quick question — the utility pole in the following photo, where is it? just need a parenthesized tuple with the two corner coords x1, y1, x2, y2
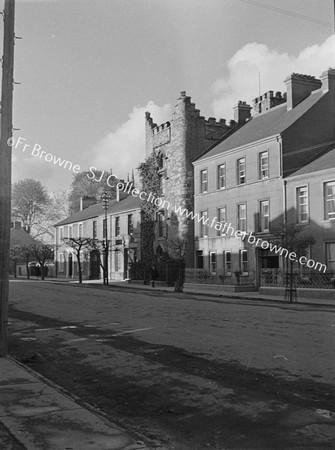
(0, 0, 15, 356)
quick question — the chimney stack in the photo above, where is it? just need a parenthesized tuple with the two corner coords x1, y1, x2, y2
(320, 68, 335, 93)
(284, 73, 321, 111)
(80, 196, 97, 211)
(233, 101, 252, 124)
(116, 180, 129, 202)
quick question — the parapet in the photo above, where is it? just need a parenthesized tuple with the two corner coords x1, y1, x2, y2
(253, 90, 287, 115)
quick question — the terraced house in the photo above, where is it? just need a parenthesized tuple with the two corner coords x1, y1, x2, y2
(193, 69, 335, 292)
(54, 193, 141, 281)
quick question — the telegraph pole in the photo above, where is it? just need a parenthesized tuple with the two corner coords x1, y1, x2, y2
(0, 0, 15, 356)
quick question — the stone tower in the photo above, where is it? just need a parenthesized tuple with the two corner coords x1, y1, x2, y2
(145, 91, 237, 268)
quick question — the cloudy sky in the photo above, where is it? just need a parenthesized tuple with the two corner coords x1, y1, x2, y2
(9, 0, 335, 192)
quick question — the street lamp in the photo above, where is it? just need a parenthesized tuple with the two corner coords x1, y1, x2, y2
(101, 191, 111, 285)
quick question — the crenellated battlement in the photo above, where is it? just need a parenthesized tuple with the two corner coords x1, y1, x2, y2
(253, 90, 287, 115)
(152, 121, 171, 135)
(145, 112, 171, 149)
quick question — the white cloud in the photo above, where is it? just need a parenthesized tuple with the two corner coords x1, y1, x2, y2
(90, 101, 172, 180)
(211, 35, 335, 120)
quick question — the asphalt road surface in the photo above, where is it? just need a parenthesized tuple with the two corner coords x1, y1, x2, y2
(8, 280, 335, 449)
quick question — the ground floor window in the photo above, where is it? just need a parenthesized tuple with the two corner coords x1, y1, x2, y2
(240, 249, 248, 273)
(115, 251, 121, 272)
(259, 249, 279, 269)
(326, 242, 335, 271)
(196, 250, 204, 269)
(224, 251, 232, 275)
(210, 252, 216, 274)
(59, 253, 65, 272)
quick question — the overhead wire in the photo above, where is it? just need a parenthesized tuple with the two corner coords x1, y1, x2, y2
(240, 0, 333, 28)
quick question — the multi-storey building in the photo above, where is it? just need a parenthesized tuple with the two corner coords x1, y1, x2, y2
(193, 69, 335, 287)
(55, 193, 141, 281)
(145, 91, 240, 268)
(285, 148, 335, 273)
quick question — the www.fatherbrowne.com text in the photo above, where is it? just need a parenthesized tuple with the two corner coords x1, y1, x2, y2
(114, 179, 327, 273)
(9, 137, 326, 273)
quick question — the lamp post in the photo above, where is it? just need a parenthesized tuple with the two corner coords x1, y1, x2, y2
(101, 191, 111, 285)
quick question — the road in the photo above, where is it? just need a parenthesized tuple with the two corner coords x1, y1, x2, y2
(8, 280, 335, 449)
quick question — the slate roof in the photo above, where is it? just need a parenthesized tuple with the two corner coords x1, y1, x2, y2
(289, 148, 335, 177)
(195, 89, 325, 162)
(55, 195, 142, 227)
(10, 227, 40, 247)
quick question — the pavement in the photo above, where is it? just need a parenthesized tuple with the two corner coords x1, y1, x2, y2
(0, 357, 167, 450)
(11, 276, 335, 306)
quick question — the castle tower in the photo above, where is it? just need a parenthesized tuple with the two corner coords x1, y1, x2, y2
(145, 92, 235, 268)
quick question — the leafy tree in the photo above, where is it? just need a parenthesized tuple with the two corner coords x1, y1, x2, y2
(166, 213, 187, 292)
(31, 244, 54, 280)
(12, 179, 50, 235)
(32, 191, 70, 243)
(68, 170, 117, 214)
(62, 237, 92, 283)
(138, 153, 161, 281)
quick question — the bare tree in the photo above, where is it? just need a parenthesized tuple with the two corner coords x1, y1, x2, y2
(86, 238, 121, 284)
(31, 244, 54, 280)
(63, 237, 93, 283)
(167, 235, 187, 292)
(10, 244, 33, 279)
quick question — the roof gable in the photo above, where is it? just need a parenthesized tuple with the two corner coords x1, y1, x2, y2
(195, 90, 324, 162)
(55, 195, 141, 227)
(288, 147, 335, 177)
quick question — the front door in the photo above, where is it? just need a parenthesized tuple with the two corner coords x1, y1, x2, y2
(68, 254, 73, 277)
(90, 251, 100, 279)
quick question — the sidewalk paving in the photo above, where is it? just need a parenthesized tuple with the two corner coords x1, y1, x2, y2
(81, 279, 335, 307)
(10, 276, 335, 307)
(0, 357, 166, 450)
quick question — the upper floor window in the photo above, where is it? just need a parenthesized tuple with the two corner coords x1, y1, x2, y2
(217, 207, 227, 236)
(93, 221, 97, 239)
(115, 216, 120, 236)
(157, 211, 165, 238)
(260, 200, 269, 232)
(237, 203, 247, 232)
(59, 227, 64, 240)
(324, 181, 335, 220)
(158, 153, 164, 170)
(259, 151, 269, 179)
(200, 169, 208, 193)
(128, 214, 133, 235)
(297, 186, 309, 223)
(78, 223, 83, 238)
(68, 225, 73, 238)
(217, 164, 226, 189)
(199, 210, 208, 238)
(237, 158, 246, 185)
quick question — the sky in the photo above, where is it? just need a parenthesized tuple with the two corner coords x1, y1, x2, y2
(7, 0, 335, 192)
